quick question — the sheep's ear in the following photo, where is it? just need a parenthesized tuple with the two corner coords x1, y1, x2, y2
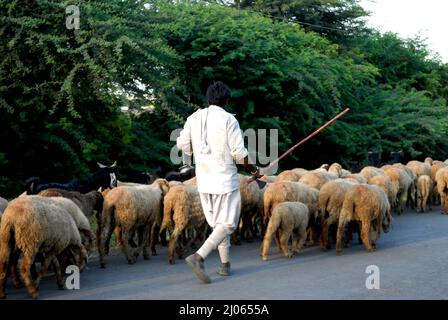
(97, 162, 106, 168)
(110, 161, 117, 168)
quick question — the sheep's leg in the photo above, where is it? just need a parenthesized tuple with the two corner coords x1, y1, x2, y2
(19, 252, 39, 299)
(35, 254, 55, 289)
(117, 226, 137, 264)
(292, 224, 307, 254)
(260, 228, 274, 261)
(167, 227, 183, 265)
(369, 221, 379, 250)
(52, 258, 65, 290)
(98, 216, 115, 268)
(141, 224, 152, 260)
(280, 229, 293, 258)
(250, 213, 260, 239)
(0, 243, 12, 299)
(149, 222, 160, 256)
(321, 215, 338, 250)
(336, 219, 347, 255)
(360, 219, 374, 252)
(423, 192, 429, 212)
(9, 250, 22, 288)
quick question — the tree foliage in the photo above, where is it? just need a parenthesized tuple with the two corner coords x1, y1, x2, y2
(1, 0, 447, 198)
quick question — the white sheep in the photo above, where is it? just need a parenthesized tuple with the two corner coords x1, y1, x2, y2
(260, 202, 309, 261)
(98, 179, 169, 267)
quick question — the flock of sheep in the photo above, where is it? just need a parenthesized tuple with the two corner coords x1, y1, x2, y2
(1, 157, 448, 299)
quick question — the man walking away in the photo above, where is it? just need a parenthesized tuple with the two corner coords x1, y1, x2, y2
(177, 81, 262, 283)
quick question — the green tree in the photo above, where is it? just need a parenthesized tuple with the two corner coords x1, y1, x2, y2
(0, 0, 179, 197)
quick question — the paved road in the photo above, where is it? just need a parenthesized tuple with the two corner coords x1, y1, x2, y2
(5, 207, 448, 300)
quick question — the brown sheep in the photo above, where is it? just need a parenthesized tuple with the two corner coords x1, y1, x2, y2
(328, 163, 345, 177)
(424, 157, 433, 166)
(317, 179, 358, 250)
(298, 171, 336, 190)
(160, 183, 207, 264)
(260, 202, 309, 261)
(0, 196, 87, 299)
(263, 181, 319, 245)
(416, 175, 433, 213)
(98, 179, 169, 268)
(264, 182, 319, 223)
(407, 160, 431, 178)
(392, 163, 417, 208)
(336, 184, 392, 255)
(368, 174, 398, 208)
(383, 167, 412, 215)
(435, 167, 448, 214)
(359, 166, 384, 181)
(430, 161, 447, 205)
(277, 170, 302, 182)
(38, 188, 103, 218)
(342, 174, 368, 184)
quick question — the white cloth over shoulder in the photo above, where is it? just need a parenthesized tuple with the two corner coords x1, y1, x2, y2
(177, 105, 248, 194)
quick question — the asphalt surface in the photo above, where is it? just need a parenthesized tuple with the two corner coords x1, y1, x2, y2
(4, 206, 448, 300)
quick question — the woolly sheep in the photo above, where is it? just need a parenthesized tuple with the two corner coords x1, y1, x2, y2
(342, 174, 368, 184)
(416, 175, 433, 213)
(336, 184, 392, 255)
(0, 196, 87, 299)
(161, 183, 207, 264)
(429, 161, 447, 205)
(260, 202, 309, 261)
(263, 181, 319, 245)
(38, 188, 103, 218)
(98, 179, 169, 267)
(264, 181, 319, 222)
(359, 166, 384, 181)
(277, 170, 302, 182)
(298, 171, 336, 190)
(317, 179, 358, 250)
(407, 160, 431, 178)
(424, 157, 433, 166)
(435, 167, 448, 214)
(392, 163, 417, 208)
(368, 174, 398, 208)
(383, 167, 412, 215)
(44, 196, 94, 253)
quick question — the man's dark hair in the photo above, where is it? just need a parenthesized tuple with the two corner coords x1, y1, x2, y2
(206, 81, 231, 107)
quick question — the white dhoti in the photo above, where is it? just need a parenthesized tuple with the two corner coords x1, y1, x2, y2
(197, 188, 241, 263)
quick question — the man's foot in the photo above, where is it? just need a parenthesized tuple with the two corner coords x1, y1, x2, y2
(185, 254, 211, 284)
(217, 262, 231, 276)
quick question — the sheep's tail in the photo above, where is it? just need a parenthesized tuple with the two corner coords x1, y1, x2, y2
(0, 217, 15, 276)
(160, 197, 174, 234)
(340, 196, 355, 223)
(25, 177, 40, 195)
(97, 200, 115, 268)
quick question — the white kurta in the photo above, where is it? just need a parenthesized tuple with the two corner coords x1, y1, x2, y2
(177, 105, 248, 195)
